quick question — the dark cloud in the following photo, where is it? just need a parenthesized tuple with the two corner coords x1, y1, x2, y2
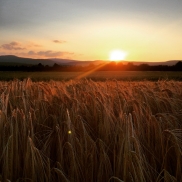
(1, 42, 26, 50)
(53, 40, 67, 44)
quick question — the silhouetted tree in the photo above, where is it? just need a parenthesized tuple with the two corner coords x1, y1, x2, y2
(174, 61, 182, 71)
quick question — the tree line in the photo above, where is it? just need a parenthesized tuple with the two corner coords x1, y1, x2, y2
(0, 61, 182, 72)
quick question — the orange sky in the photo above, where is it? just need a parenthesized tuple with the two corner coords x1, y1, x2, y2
(0, 0, 182, 62)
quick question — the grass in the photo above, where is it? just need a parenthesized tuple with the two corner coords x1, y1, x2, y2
(0, 78, 182, 181)
(0, 71, 182, 81)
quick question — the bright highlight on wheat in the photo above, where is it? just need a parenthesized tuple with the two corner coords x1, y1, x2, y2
(68, 130, 72, 134)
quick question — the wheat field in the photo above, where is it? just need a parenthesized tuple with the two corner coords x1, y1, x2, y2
(0, 79, 182, 182)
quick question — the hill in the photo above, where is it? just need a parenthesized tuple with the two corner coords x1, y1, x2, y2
(0, 55, 181, 67)
(0, 55, 55, 66)
(0, 55, 108, 66)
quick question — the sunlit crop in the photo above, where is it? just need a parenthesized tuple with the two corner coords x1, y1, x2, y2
(0, 79, 182, 181)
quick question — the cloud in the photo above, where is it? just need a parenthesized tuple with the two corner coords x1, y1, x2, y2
(0, 52, 7, 56)
(27, 50, 74, 58)
(27, 42, 42, 48)
(53, 40, 67, 44)
(1, 41, 26, 50)
(0, 41, 75, 59)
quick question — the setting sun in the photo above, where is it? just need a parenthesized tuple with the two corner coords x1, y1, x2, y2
(109, 50, 127, 61)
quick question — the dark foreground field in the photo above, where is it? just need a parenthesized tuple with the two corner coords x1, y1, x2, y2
(0, 71, 182, 81)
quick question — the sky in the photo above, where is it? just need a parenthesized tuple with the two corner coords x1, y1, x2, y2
(0, 0, 182, 62)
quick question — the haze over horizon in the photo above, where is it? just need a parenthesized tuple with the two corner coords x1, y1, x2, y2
(0, 0, 182, 62)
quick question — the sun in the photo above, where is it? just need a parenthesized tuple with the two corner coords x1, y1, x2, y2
(109, 50, 127, 61)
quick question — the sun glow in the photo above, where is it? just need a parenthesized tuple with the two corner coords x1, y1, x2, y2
(109, 50, 127, 61)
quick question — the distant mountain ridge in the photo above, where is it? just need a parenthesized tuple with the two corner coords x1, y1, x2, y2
(121, 60, 180, 66)
(0, 55, 55, 66)
(0, 55, 180, 66)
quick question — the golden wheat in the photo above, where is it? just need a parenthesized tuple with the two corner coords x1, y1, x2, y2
(0, 79, 181, 181)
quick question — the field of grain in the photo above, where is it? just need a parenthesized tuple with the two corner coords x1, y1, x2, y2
(0, 71, 182, 81)
(0, 79, 182, 181)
